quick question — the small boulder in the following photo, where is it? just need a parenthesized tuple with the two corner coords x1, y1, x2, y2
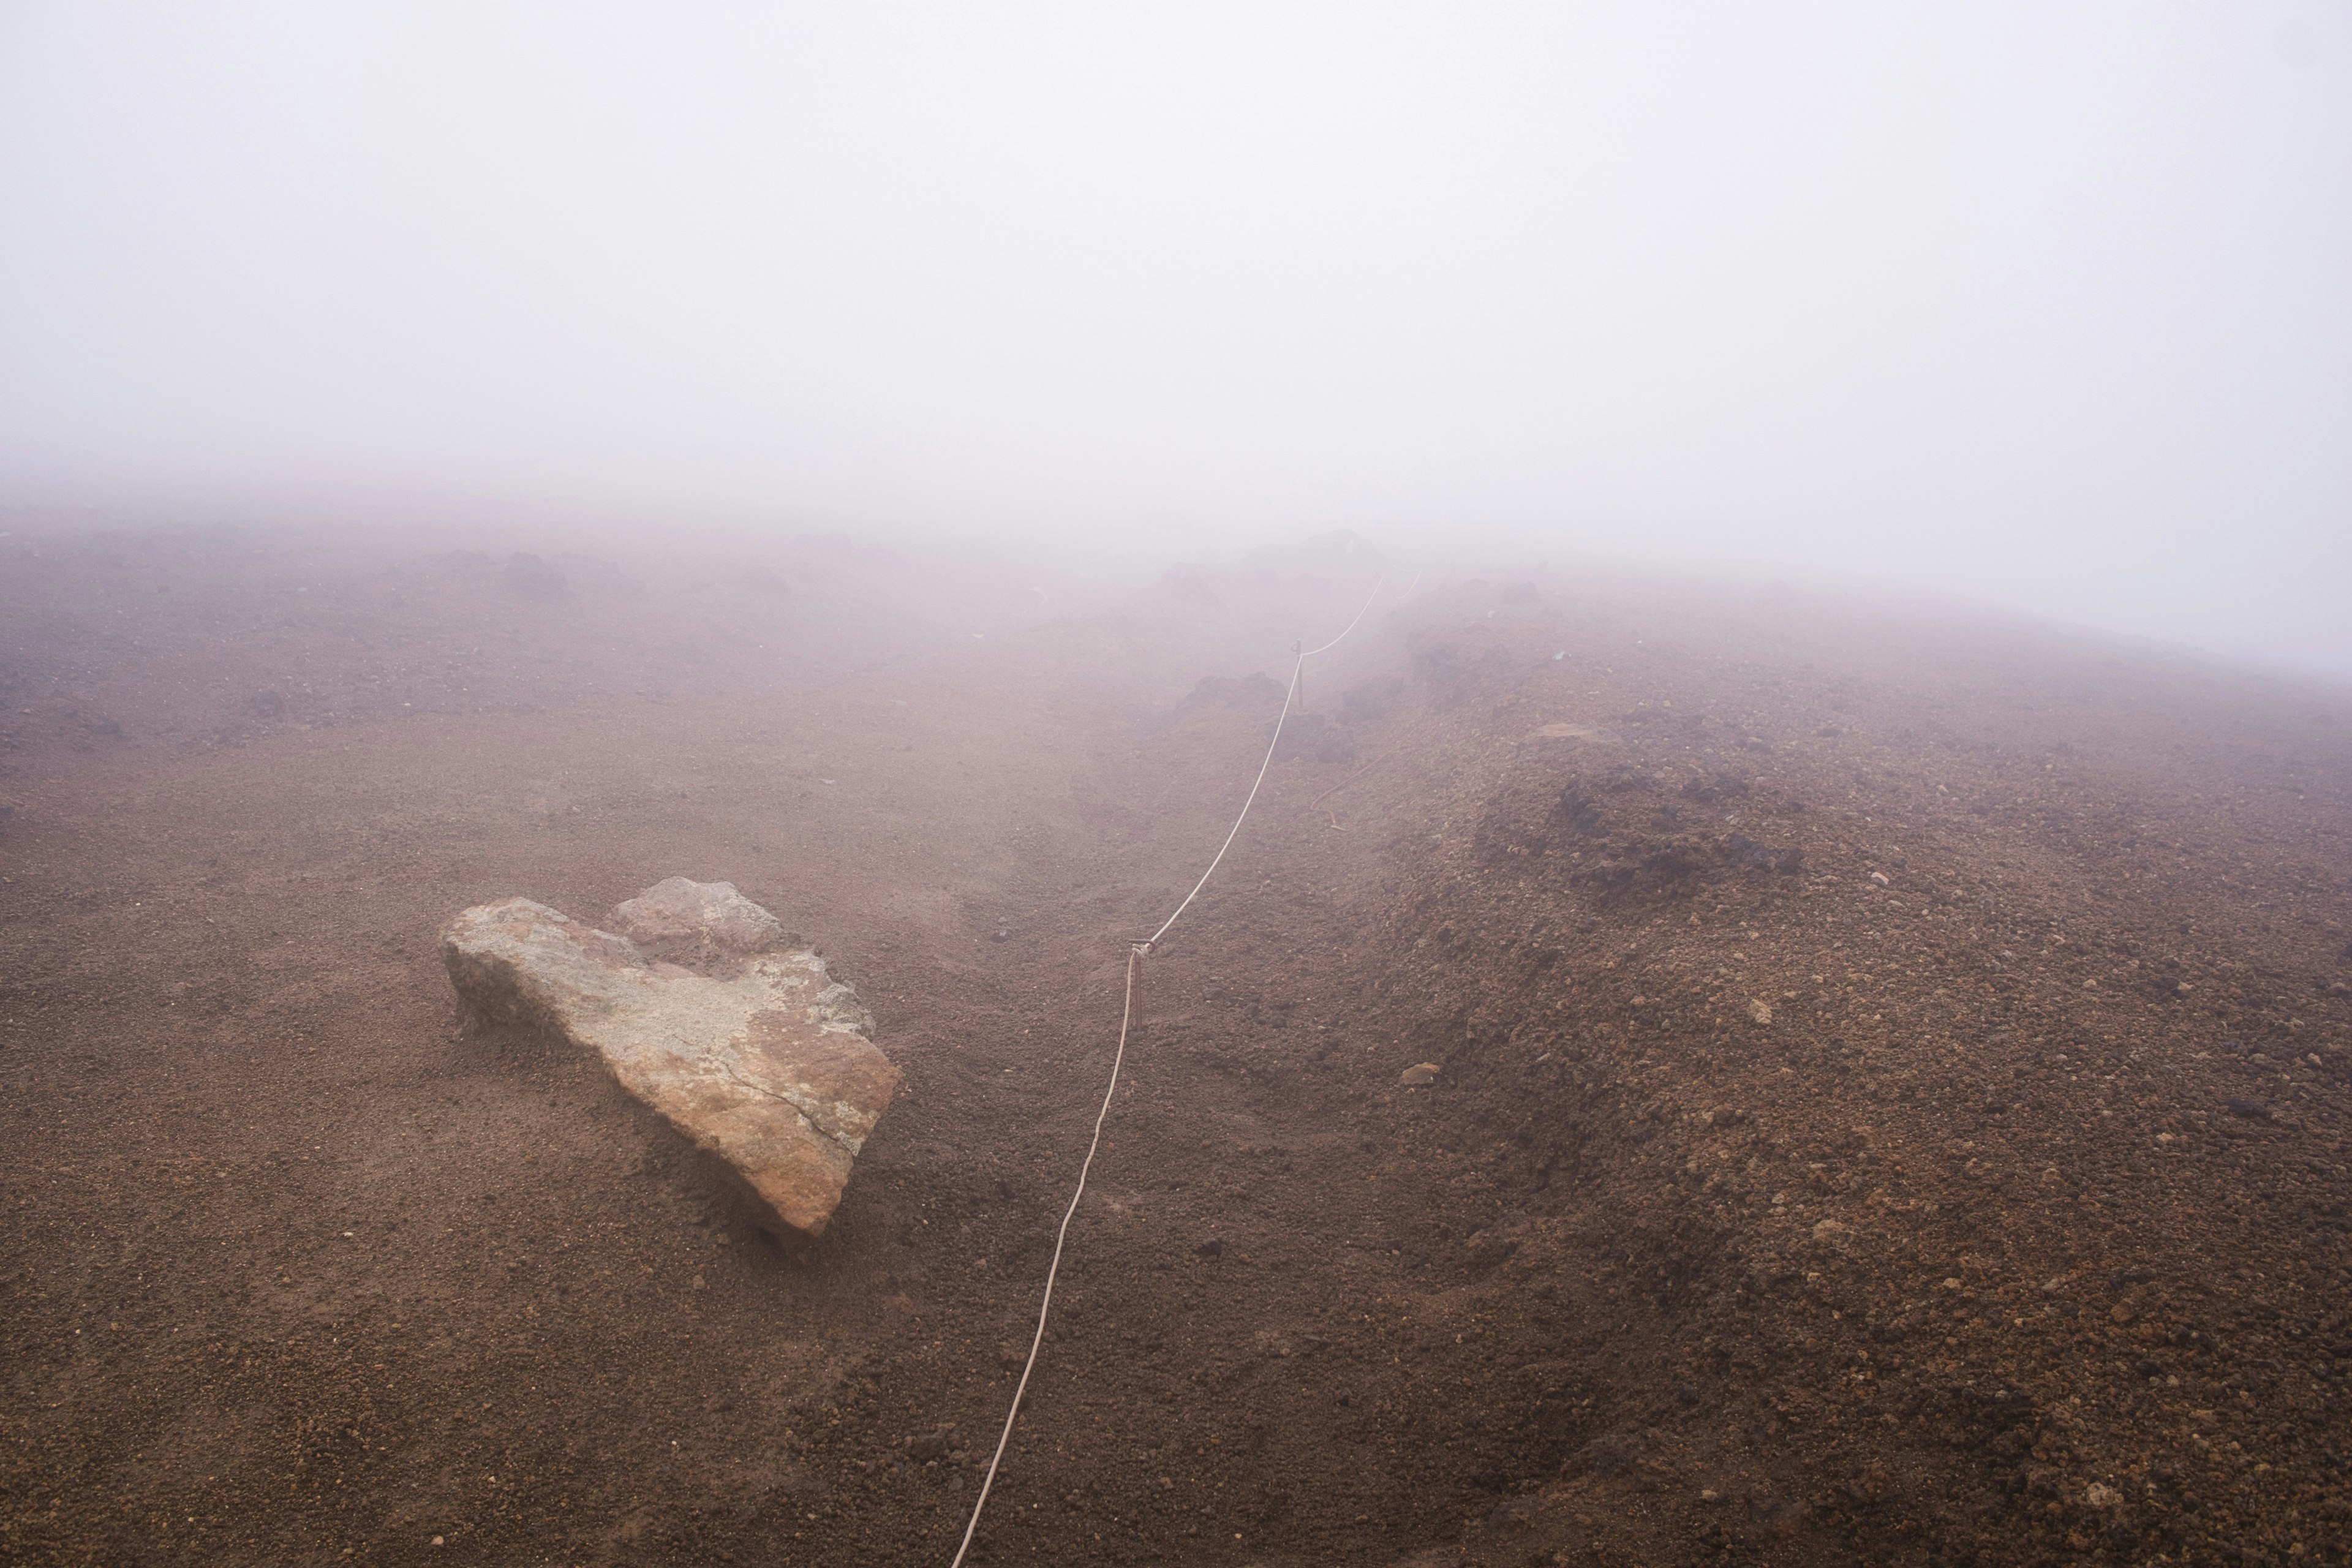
(608, 876, 790, 965)
(442, 880, 897, 1237)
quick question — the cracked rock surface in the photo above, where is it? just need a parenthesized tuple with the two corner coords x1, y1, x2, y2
(441, 879, 897, 1235)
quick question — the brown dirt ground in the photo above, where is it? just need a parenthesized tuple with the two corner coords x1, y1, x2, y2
(4, 526, 2351, 1567)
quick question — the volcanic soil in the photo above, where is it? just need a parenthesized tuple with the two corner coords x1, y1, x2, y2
(5, 525, 2352, 1568)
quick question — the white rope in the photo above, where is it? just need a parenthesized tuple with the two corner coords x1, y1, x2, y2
(947, 945, 1143, 1568)
(1142, 572, 1388, 951)
(1138, 658, 1298, 952)
(946, 571, 1390, 1567)
(1299, 571, 1388, 657)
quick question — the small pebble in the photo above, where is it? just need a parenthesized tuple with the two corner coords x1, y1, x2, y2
(1398, 1063, 1441, 1087)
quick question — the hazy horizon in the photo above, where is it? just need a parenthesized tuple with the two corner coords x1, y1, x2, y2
(4, 4, 2347, 673)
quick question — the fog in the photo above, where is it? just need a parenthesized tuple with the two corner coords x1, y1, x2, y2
(3, 4, 2347, 672)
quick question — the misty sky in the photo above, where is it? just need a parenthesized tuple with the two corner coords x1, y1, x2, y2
(2, 4, 2348, 672)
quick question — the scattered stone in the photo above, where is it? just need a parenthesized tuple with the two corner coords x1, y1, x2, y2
(1398, 1062, 1441, 1087)
(1479, 1498, 1537, 1531)
(2084, 1482, 2123, 1509)
(2226, 1098, 2271, 1120)
(1747, 998, 1774, 1026)
(1194, 1238, 1224, 1257)
(442, 880, 897, 1237)
(1868, 871, 1890, 886)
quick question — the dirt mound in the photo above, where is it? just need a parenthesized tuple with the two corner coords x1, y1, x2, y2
(1343, 582, 2352, 1566)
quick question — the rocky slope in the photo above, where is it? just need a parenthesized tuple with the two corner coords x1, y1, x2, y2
(4, 534, 2348, 1567)
(1330, 581, 2352, 1566)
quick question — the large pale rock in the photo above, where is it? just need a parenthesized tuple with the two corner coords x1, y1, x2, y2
(441, 880, 897, 1236)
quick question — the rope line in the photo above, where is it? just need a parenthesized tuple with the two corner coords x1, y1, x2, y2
(947, 944, 1143, 1568)
(946, 572, 1390, 1568)
(1144, 570, 1389, 951)
(1140, 657, 1299, 952)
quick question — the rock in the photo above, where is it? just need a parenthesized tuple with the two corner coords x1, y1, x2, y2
(606, 876, 790, 964)
(1398, 1062, 1441, 1086)
(1747, 998, 1774, 1025)
(1194, 1238, 1223, 1257)
(501, 551, 568, 600)
(905, 1427, 954, 1462)
(1478, 1498, 1536, 1531)
(442, 881, 898, 1237)
(2226, 1098, 2271, 1120)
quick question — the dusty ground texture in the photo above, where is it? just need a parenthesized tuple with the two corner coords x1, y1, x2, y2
(4, 524, 2351, 1567)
